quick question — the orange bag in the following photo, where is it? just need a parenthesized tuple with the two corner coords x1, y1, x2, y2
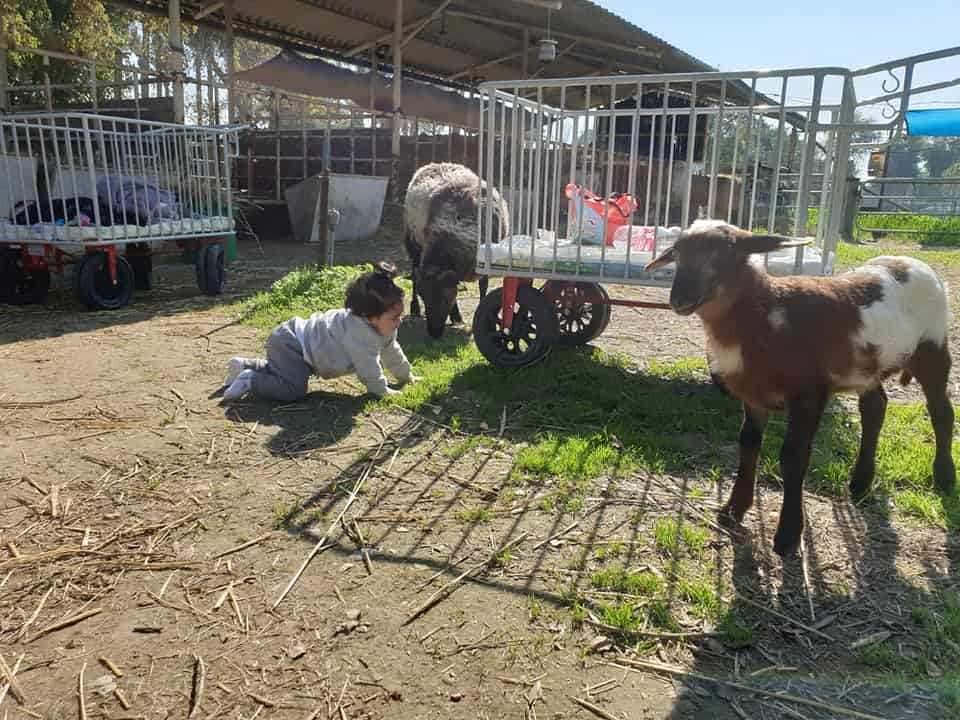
(565, 183, 637, 246)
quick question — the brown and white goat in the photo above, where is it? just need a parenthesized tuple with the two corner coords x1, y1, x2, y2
(645, 219, 956, 556)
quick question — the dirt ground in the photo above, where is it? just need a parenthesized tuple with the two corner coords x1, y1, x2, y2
(1, 204, 958, 720)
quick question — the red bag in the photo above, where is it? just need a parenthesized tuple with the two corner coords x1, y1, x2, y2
(565, 184, 637, 246)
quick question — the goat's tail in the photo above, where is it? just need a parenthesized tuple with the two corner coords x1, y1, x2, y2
(899, 370, 914, 387)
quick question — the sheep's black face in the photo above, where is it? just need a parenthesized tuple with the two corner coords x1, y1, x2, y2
(418, 266, 460, 338)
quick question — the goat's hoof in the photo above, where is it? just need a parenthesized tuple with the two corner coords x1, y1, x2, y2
(772, 530, 802, 558)
(848, 479, 872, 502)
(718, 503, 746, 527)
(934, 459, 957, 495)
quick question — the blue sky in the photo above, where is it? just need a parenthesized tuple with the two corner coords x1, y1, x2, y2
(597, 0, 958, 74)
(595, 0, 960, 120)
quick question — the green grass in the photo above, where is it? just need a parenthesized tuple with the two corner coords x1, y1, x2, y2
(677, 579, 722, 620)
(855, 213, 960, 246)
(590, 568, 663, 596)
(454, 506, 492, 524)
(229, 263, 413, 333)
(718, 612, 755, 648)
(653, 518, 711, 557)
(856, 592, 960, 685)
(235, 263, 960, 532)
(809, 207, 960, 246)
(835, 241, 960, 272)
(592, 540, 626, 561)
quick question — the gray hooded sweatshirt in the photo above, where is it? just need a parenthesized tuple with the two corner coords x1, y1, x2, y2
(289, 308, 412, 396)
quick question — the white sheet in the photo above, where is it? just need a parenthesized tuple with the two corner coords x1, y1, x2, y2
(0, 215, 234, 246)
(477, 235, 834, 278)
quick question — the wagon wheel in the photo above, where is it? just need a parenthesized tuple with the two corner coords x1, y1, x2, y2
(543, 281, 612, 346)
(472, 285, 557, 368)
(0, 250, 50, 306)
(196, 242, 226, 295)
(126, 244, 154, 291)
(79, 251, 135, 311)
(72, 253, 92, 297)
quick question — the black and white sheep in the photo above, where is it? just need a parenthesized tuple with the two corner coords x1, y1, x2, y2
(403, 162, 509, 338)
(645, 219, 956, 556)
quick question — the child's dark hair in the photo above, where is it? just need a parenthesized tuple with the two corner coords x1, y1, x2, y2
(344, 261, 405, 317)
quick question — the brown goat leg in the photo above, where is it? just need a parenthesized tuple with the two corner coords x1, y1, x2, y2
(720, 403, 768, 528)
(773, 389, 827, 557)
(849, 386, 887, 499)
(910, 341, 957, 494)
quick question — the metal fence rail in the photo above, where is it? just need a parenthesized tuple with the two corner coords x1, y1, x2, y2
(857, 177, 960, 238)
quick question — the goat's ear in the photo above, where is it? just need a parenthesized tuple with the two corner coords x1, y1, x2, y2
(734, 233, 811, 255)
(643, 246, 675, 271)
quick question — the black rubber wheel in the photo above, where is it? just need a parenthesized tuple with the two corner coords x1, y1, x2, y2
(196, 243, 225, 295)
(0, 250, 50, 306)
(126, 246, 153, 291)
(79, 252, 135, 310)
(472, 284, 557, 368)
(705, 349, 730, 395)
(544, 281, 612, 346)
(72, 253, 91, 297)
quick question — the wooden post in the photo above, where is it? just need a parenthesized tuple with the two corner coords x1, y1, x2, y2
(317, 171, 330, 266)
(43, 55, 52, 111)
(225, 0, 236, 123)
(273, 92, 281, 201)
(391, 0, 403, 202)
(114, 50, 123, 102)
(139, 24, 149, 100)
(0, 30, 8, 112)
(522, 28, 529, 78)
(207, 51, 216, 123)
(169, 0, 185, 123)
(195, 50, 203, 122)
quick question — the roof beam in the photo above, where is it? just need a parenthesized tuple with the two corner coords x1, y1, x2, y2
(444, 9, 662, 60)
(194, 0, 224, 20)
(511, 0, 563, 8)
(345, 0, 454, 57)
(450, 50, 524, 80)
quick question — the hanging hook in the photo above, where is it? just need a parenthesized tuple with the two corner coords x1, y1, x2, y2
(881, 68, 901, 95)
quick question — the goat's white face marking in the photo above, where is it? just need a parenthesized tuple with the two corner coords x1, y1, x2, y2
(767, 307, 788, 330)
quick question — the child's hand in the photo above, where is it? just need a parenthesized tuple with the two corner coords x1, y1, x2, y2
(406, 374, 423, 385)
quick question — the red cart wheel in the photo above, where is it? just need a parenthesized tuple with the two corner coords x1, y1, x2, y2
(542, 280, 612, 346)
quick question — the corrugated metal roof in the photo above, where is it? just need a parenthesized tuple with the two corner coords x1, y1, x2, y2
(115, 0, 716, 89)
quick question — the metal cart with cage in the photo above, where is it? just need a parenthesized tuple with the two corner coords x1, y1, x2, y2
(0, 113, 241, 309)
(470, 47, 960, 368)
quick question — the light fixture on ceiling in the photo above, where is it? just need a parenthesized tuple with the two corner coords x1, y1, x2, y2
(538, 8, 557, 63)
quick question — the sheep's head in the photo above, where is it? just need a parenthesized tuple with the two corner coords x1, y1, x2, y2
(416, 264, 460, 338)
(644, 220, 810, 316)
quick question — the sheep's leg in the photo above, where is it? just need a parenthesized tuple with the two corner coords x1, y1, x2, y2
(479, 275, 489, 298)
(849, 385, 887, 499)
(720, 403, 768, 527)
(773, 388, 827, 557)
(449, 298, 463, 325)
(403, 230, 422, 317)
(910, 340, 956, 494)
